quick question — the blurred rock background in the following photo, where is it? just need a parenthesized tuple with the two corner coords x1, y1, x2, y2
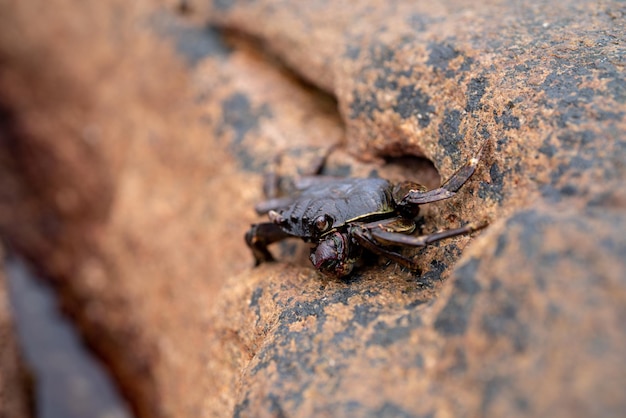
(0, 0, 624, 417)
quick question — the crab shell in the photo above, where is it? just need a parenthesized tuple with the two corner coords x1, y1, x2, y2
(268, 178, 396, 241)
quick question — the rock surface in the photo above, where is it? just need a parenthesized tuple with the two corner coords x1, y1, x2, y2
(0, 254, 32, 418)
(0, 0, 625, 417)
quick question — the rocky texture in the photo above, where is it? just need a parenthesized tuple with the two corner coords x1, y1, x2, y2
(0, 253, 32, 418)
(210, 204, 626, 417)
(0, 0, 625, 417)
(196, 2, 626, 414)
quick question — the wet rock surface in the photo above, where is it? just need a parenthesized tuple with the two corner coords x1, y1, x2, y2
(0, 0, 625, 417)
(5, 256, 133, 418)
(0, 255, 32, 418)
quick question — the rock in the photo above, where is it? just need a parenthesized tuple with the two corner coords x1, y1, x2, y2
(196, 2, 626, 413)
(0, 0, 625, 417)
(205, 199, 626, 418)
(0, 253, 32, 418)
(431, 203, 626, 418)
(0, 1, 346, 416)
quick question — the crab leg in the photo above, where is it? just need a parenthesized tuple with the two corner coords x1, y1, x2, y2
(350, 227, 419, 270)
(261, 145, 336, 200)
(255, 197, 295, 215)
(245, 222, 292, 264)
(401, 140, 487, 205)
(369, 220, 488, 248)
(349, 219, 487, 271)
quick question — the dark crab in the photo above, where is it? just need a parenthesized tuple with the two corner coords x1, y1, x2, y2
(245, 143, 488, 278)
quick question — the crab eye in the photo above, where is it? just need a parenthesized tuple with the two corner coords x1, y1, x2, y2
(314, 215, 332, 233)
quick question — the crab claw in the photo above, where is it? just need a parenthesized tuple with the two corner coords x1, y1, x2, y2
(310, 232, 355, 278)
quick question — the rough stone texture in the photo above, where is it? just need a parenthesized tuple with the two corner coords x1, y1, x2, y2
(0, 252, 32, 418)
(195, 2, 626, 415)
(0, 0, 625, 417)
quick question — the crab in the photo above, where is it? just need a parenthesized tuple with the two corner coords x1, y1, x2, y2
(245, 143, 488, 278)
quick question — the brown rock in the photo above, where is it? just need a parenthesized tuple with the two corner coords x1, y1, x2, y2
(430, 203, 626, 418)
(1, 1, 346, 416)
(0, 0, 625, 417)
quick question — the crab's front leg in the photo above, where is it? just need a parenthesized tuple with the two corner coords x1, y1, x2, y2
(309, 231, 359, 278)
(245, 222, 292, 265)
